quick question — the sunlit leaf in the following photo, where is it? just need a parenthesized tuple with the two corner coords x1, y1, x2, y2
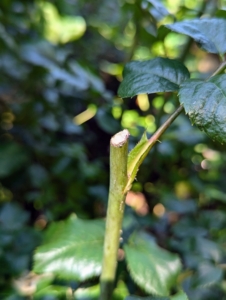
(33, 215, 105, 281)
(165, 18, 226, 55)
(179, 74, 226, 144)
(124, 231, 181, 296)
(118, 58, 190, 98)
(40, 2, 86, 43)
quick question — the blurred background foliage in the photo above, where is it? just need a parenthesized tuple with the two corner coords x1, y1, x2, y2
(0, 0, 226, 299)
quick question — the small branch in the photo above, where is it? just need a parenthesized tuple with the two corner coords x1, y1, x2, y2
(148, 105, 184, 145)
(207, 61, 226, 80)
(100, 130, 130, 300)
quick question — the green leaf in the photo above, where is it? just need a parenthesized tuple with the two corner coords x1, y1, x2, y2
(125, 132, 151, 192)
(118, 58, 190, 98)
(124, 231, 181, 296)
(113, 280, 129, 300)
(33, 215, 105, 281)
(165, 18, 226, 55)
(34, 273, 54, 294)
(179, 74, 226, 144)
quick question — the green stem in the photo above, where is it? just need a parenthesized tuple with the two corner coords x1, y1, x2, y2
(148, 105, 184, 144)
(100, 129, 130, 300)
(207, 61, 226, 79)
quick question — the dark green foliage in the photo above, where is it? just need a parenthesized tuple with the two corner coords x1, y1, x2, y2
(179, 75, 226, 144)
(1, 0, 226, 299)
(0, 203, 41, 297)
(166, 18, 226, 55)
(118, 58, 190, 98)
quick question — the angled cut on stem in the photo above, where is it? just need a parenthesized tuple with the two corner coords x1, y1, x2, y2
(100, 129, 130, 300)
(99, 107, 185, 300)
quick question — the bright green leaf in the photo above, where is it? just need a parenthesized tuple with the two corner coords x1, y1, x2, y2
(124, 231, 181, 296)
(165, 18, 226, 55)
(118, 58, 190, 98)
(125, 132, 150, 192)
(113, 280, 129, 300)
(179, 74, 226, 144)
(33, 215, 105, 281)
(40, 2, 86, 44)
(34, 273, 54, 294)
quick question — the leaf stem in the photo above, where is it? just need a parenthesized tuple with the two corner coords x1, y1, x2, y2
(123, 105, 184, 193)
(148, 105, 184, 145)
(100, 130, 130, 300)
(207, 61, 226, 79)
